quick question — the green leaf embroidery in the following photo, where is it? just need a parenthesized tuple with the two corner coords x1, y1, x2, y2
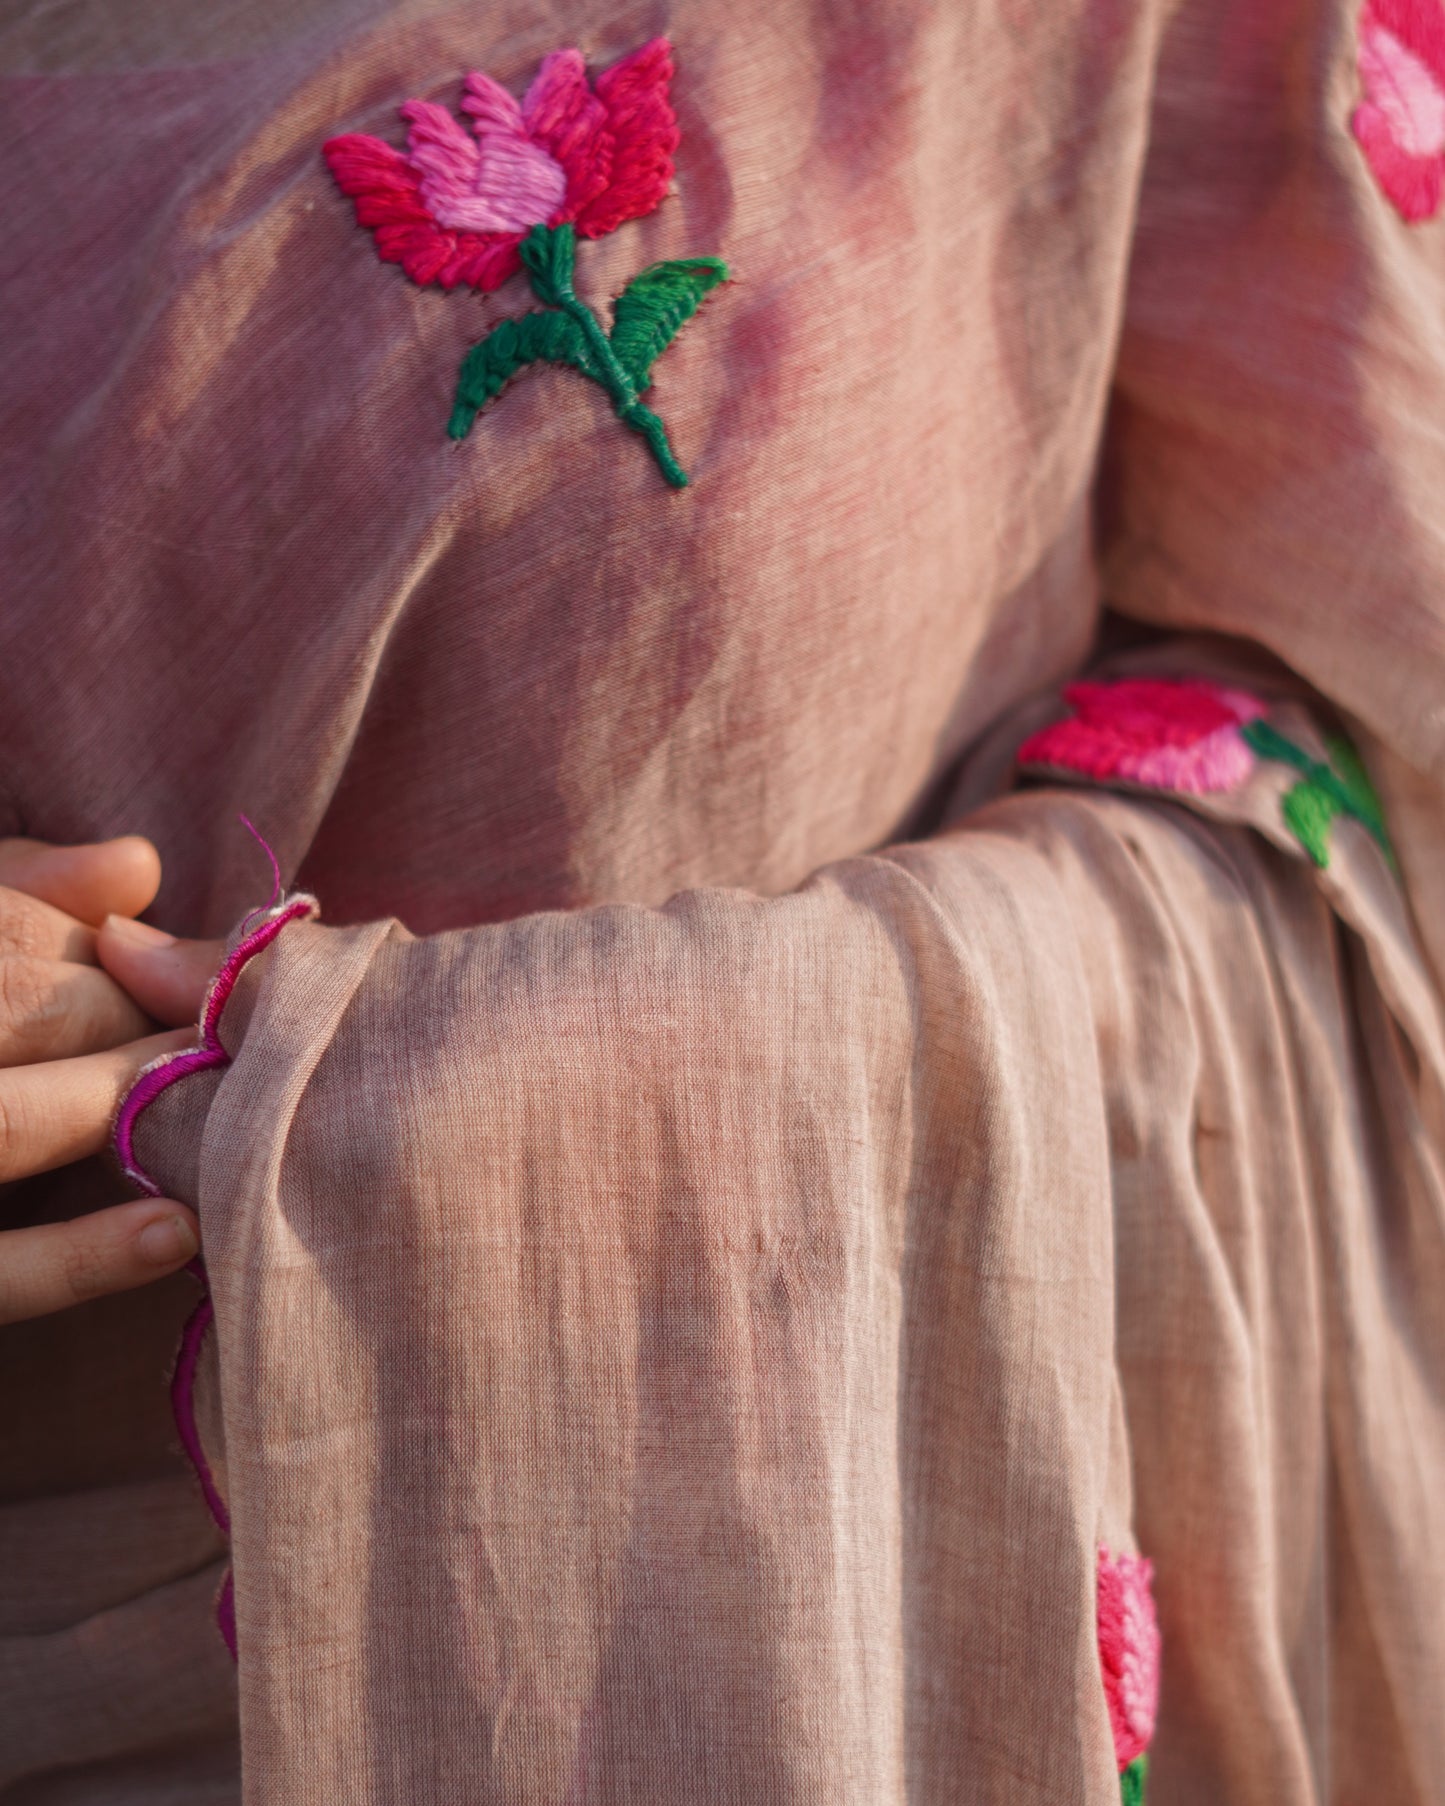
(610, 258, 729, 388)
(1120, 1754, 1149, 1805)
(448, 311, 601, 441)
(1323, 735, 1388, 844)
(1280, 780, 1341, 867)
(1238, 718, 1313, 779)
(448, 226, 729, 485)
(1239, 720, 1393, 868)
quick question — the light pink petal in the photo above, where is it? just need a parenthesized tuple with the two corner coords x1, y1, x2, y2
(1132, 722, 1257, 793)
(1360, 18, 1445, 156)
(460, 69, 527, 137)
(401, 98, 482, 211)
(431, 133, 566, 234)
(521, 48, 613, 224)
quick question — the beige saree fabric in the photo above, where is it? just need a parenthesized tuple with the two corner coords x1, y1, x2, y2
(1, 0, 1444, 1799)
(112, 758, 1442, 1806)
(1106, 0, 1445, 986)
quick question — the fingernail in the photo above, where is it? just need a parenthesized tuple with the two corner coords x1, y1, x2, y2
(137, 1215, 199, 1264)
(104, 913, 175, 948)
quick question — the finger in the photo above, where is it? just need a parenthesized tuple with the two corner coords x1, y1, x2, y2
(0, 887, 102, 966)
(0, 838, 161, 928)
(0, 1198, 200, 1325)
(0, 1028, 195, 1183)
(0, 958, 154, 1068)
(97, 919, 224, 1029)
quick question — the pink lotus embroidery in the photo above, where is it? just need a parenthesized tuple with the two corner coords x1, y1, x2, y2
(324, 40, 678, 292)
(1097, 1547, 1161, 1774)
(1017, 678, 1267, 795)
(1018, 677, 1394, 874)
(323, 40, 726, 487)
(1352, 0, 1445, 222)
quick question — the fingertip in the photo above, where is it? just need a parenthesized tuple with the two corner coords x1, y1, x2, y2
(96, 922, 222, 1028)
(100, 837, 163, 918)
(0, 1197, 203, 1324)
(135, 1207, 201, 1268)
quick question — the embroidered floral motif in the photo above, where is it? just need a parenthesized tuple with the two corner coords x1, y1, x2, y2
(1016, 678, 1267, 795)
(1017, 678, 1393, 870)
(323, 40, 727, 487)
(1352, 0, 1445, 221)
(1238, 721, 1393, 868)
(1097, 1547, 1161, 1790)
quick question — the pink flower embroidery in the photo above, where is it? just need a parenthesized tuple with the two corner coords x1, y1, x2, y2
(1097, 1547, 1161, 1773)
(1352, 0, 1445, 222)
(324, 39, 679, 291)
(322, 40, 726, 488)
(1017, 679, 1267, 795)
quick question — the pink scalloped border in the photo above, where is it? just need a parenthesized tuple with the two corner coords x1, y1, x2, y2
(112, 894, 317, 1659)
(114, 896, 316, 1194)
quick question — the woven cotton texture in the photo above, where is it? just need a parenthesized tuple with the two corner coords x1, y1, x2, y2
(2, 0, 1445, 1801)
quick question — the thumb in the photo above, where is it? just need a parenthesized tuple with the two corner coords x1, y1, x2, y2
(96, 917, 224, 1027)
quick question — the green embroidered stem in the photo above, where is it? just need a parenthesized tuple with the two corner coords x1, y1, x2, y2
(448, 225, 726, 484)
(521, 223, 690, 487)
(1239, 720, 1393, 869)
(1120, 1755, 1149, 1805)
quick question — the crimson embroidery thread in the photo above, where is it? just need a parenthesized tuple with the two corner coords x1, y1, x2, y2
(323, 39, 728, 487)
(113, 886, 318, 1659)
(1097, 1547, 1161, 1801)
(1016, 678, 1265, 795)
(1017, 677, 1393, 870)
(1353, 0, 1445, 221)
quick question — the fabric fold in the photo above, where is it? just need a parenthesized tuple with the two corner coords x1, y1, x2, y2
(119, 773, 1445, 1804)
(135, 829, 1125, 1803)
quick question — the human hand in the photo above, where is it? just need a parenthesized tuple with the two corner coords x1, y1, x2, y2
(0, 837, 217, 1325)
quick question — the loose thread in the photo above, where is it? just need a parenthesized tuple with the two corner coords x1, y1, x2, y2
(240, 813, 282, 907)
(237, 814, 284, 937)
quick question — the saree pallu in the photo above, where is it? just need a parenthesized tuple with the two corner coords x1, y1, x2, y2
(2, 0, 1444, 1798)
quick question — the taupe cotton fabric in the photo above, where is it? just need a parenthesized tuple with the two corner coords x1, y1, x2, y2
(1, 0, 1443, 1801)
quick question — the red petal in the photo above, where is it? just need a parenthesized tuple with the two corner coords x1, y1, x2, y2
(574, 38, 679, 239)
(1367, 0, 1445, 84)
(1018, 679, 1249, 785)
(446, 237, 523, 290)
(322, 132, 521, 291)
(522, 49, 613, 225)
(1353, 104, 1445, 219)
(1060, 679, 1238, 745)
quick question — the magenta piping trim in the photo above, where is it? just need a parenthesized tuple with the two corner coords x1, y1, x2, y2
(172, 1286, 229, 1534)
(113, 897, 315, 1194)
(112, 892, 317, 1661)
(216, 1569, 238, 1659)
